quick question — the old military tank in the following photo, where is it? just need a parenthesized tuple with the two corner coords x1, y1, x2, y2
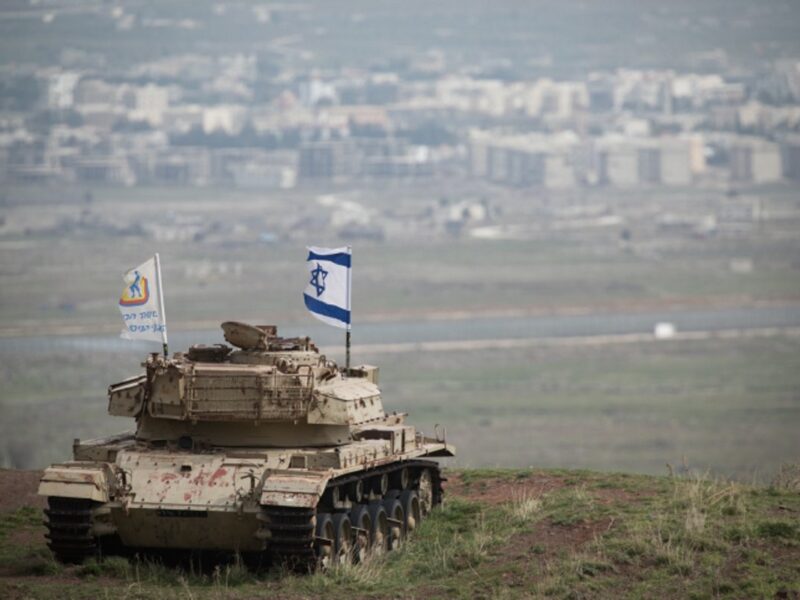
(38, 322, 454, 569)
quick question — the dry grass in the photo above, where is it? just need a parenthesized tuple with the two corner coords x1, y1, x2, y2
(772, 462, 800, 491)
(648, 526, 695, 574)
(509, 488, 543, 522)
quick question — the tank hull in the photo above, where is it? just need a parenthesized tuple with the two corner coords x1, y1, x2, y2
(40, 433, 452, 562)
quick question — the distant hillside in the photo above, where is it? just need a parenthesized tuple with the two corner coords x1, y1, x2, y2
(1, 467, 798, 599)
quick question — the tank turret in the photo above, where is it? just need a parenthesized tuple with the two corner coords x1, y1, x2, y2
(109, 322, 399, 448)
(39, 321, 454, 570)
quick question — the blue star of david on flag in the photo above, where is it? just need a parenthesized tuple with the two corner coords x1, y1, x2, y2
(303, 246, 351, 330)
(309, 262, 328, 297)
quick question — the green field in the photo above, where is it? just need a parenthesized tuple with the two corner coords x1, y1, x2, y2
(2, 335, 799, 480)
(383, 335, 800, 479)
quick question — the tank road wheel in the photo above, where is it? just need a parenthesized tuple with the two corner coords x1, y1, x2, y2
(44, 497, 98, 564)
(390, 466, 411, 491)
(314, 513, 335, 571)
(330, 485, 342, 506)
(417, 469, 434, 516)
(348, 505, 372, 564)
(382, 498, 405, 551)
(332, 513, 353, 565)
(367, 503, 389, 555)
(371, 473, 389, 497)
(400, 490, 422, 535)
(347, 479, 364, 504)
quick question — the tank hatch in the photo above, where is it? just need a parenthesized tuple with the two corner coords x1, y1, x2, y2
(221, 321, 276, 350)
(222, 321, 318, 355)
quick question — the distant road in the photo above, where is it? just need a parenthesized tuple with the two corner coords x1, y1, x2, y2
(345, 326, 800, 355)
(2, 304, 800, 355)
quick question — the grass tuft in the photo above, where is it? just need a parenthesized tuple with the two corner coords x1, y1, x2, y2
(509, 488, 543, 523)
(756, 521, 797, 541)
(547, 485, 596, 526)
(77, 556, 131, 579)
(771, 462, 800, 492)
(213, 556, 257, 587)
(647, 525, 695, 575)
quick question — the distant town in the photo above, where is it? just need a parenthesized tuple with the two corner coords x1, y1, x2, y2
(2, 3, 799, 193)
(0, 1, 798, 248)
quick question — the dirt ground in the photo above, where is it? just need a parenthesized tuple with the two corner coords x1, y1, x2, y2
(0, 470, 45, 512)
(2, 468, 798, 599)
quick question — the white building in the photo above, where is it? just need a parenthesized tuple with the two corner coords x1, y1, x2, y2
(660, 139, 692, 186)
(132, 85, 170, 126)
(544, 151, 576, 189)
(597, 136, 693, 187)
(468, 130, 579, 189)
(202, 105, 247, 135)
(596, 138, 638, 187)
(730, 138, 782, 183)
(781, 134, 800, 181)
(46, 72, 81, 110)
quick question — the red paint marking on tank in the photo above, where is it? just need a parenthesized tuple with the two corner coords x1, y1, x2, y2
(209, 468, 227, 486)
(192, 469, 207, 486)
(161, 473, 178, 482)
(184, 492, 192, 501)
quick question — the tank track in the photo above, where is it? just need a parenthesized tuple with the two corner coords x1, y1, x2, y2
(44, 497, 99, 564)
(261, 460, 444, 571)
(263, 505, 317, 568)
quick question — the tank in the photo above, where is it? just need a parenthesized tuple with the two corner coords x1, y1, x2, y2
(38, 322, 454, 569)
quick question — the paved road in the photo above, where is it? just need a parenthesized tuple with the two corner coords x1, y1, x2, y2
(3, 304, 800, 355)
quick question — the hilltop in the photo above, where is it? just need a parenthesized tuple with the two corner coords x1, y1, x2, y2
(0, 467, 798, 599)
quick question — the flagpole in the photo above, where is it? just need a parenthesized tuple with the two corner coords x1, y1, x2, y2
(154, 252, 169, 357)
(345, 245, 352, 376)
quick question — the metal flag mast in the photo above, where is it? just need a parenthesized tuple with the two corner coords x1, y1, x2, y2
(154, 252, 169, 357)
(345, 245, 352, 376)
(302, 245, 353, 374)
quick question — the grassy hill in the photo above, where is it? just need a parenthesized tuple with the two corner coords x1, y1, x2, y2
(1, 467, 798, 599)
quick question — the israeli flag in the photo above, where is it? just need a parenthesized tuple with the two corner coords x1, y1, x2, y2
(303, 246, 352, 330)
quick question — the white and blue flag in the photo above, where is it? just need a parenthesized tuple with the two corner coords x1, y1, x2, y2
(303, 246, 352, 330)
(118, 254, 168, 344)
